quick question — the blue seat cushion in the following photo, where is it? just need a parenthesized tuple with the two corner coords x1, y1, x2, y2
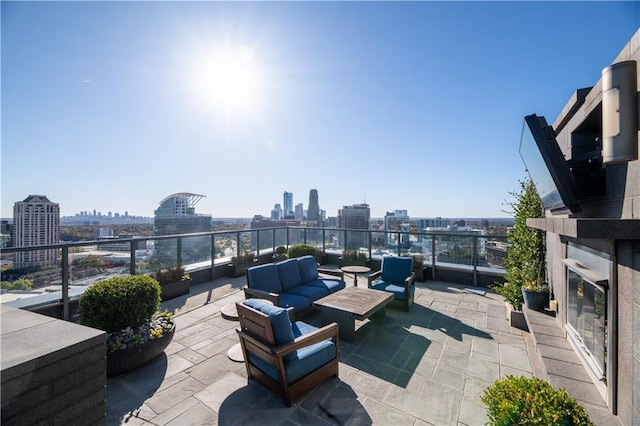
(285, 284, 329, 300)
(278, 293, 313, 313)
(248, 321, 336, 383)
(381, 257, 413, 284)
(305, 278, 345, 294)
(371, 280, 415, 301)
(277, 259, 303, 291)
(243, 299, 294, 346)
(297, 256, 319, 283)
(247, 264, 282, 294)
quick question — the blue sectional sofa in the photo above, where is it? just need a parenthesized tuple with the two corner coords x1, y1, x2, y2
(244, 256, 346, 315)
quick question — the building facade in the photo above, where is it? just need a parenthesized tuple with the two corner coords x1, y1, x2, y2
(283, 191, 293, 219)
(527, 30, 640, 424)
(307, 189, 320, 222)
(153, 193, 212, 267)
(338, 203, 370, 250)
(12, 195, 60, 269)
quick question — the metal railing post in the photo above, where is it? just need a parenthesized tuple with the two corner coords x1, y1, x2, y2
(130, 241, 137, 276)
(286, 227, 290, 247)
(303, 228, 307, 244)
(256, 230, 260, 257)
(431, 235, 436, 280)
(322, 228, 326, 255)
(177, 237, 183, 268)
(368, 230, 372, 260)
(211, 234, 216, 269)
(472, 236, 478, 286)
(61, 247, 69, 321)
(272, 228, 276, 253)
(236, 231, 241, 258)
(397, 232, 401, 256)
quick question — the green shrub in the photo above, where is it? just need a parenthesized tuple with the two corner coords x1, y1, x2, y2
(0, 278, 33, 291)
(79, 275, 161, 332)
(481, 375, 593, 426)
(492, 282, 524, 311)
(287, 244, 317, 259)
(152, 266, 189, 285)
(275, 245, 287, 256)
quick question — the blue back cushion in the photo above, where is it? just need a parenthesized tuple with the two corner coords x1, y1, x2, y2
(381, 256, 413, 283)
(297, 256, 318, 283)
(277, 259, 303, 291)
(243, 299, 294, 346)
(247, 264, 282, 293)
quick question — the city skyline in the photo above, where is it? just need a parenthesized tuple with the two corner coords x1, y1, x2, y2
(2, 2, 638, 219)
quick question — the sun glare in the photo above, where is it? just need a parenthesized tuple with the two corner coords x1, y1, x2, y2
(188, 45, 264, 116)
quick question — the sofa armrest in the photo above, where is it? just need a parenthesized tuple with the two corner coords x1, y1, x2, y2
(243, 287, 281, 305)
(318, 267, 344, 281)
(273, 323, 339, 359)
(404, 272, 415, 291)
(367, 270, 382, 287)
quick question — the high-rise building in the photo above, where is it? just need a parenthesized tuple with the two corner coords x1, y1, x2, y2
(338, 203, 370, 249)
(294, 203, 304, 221)
(283, 191, 293, 219)
(384, 210, 409, 247)
(271, 204, 282, 220)
(12, 195, 60, 269)
(307, 189, 320, 221)
(153, 193, 211, 267)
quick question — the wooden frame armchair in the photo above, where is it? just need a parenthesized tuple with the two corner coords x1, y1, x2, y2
(235, 300, 339, 406)
(368, 256, 415, 311)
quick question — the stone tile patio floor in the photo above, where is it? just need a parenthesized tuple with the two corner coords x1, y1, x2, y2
(105, 274, 611, 425)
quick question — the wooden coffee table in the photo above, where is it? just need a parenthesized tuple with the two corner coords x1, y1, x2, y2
(313, 287, 394, 342)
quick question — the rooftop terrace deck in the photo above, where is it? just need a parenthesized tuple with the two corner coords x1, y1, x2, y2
(105, 273, 615, 425)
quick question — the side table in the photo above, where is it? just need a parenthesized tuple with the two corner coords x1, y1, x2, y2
(340, 265, 371, 287)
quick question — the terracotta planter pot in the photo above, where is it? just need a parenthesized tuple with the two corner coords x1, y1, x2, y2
(107, 326, 175, 376)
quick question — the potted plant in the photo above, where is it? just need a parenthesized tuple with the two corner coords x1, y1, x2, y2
(338, 250, 368, 267)
(411, 254, 425, 282)
(521, 278, 550, 311)
(481, 375, 593, 425)
(286, 243, 318, 261)
(78, 275, 176, 376)
(493, 178, 545, 324)
(273, 245, 288, 261)
(228, 250, 256, 278)
(152, 266, 191, 301)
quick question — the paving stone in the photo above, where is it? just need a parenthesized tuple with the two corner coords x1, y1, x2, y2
(145, 376, 206, 414)
(165, 401, 218, 425)
(432, 365, 465, 391)
(148, 396, 199, 424)
(347, 396, 416, 425)
(499, 344, 532, 373)
(418, 380, 462, 425)
(341, 368, 392, 402)
(383, 371, 429, 417)
(164, 352, 195, 378)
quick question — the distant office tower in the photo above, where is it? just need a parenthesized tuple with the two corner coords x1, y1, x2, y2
(271, 204, 282, 220)
(283, 191, 294, 219)
(153, 193, 212, 267)
(12, 195, 60, 269)
(384, 210, 409, 247)
(307, 189, 320, 221)
(294, 203, 304, 221)
(338, 203, 370, 250)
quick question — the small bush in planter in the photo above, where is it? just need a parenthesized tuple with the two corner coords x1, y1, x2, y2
(481, 375, 593, 425)
(231, 251, 255, 265)
(79, 275, 161, 333)
(273, 245, 288, 260)
(152, 266, 190, 285)
(287, 244, 317, 259)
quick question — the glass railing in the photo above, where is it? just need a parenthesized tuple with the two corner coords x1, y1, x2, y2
(0, 226, 507, 320)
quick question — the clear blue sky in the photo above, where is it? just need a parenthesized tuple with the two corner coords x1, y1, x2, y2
(2, 2, 638, 219)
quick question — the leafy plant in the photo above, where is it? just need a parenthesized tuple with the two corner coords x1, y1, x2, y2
(231, 251, 255, 265)
(492, 282, 524, 311)
(341, 250, 367, 262)
(0, 278, 33, 291)
(152, 266, 189, 285)
(481, 375, 593, 425)
(275, 245, 287, 256)
(411, 254, 424, 270)
(504, 178, 546, 287)
(106, 310, 174, 352)
(287, 244, 317, 259)
(523, 279, 550, 293)
(78, 275, 161, 332)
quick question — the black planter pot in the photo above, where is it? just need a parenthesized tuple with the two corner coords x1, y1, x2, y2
(160, 279, 191, 301)
(414, 268, 425, 283)
(107, 326, 175, 376)
(522, 288, 548, 311)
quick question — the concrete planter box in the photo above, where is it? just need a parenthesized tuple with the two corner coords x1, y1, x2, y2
(160, 278, 190, 301)
(522, 288, 548, 311)
(506, 302, 528, 331)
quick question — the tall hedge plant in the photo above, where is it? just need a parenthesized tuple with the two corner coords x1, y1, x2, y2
(505, 178, 545, 286)
(494, 178, 545, 309)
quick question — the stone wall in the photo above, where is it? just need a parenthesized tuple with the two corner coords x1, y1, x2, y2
(1, 305, 107, 425)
